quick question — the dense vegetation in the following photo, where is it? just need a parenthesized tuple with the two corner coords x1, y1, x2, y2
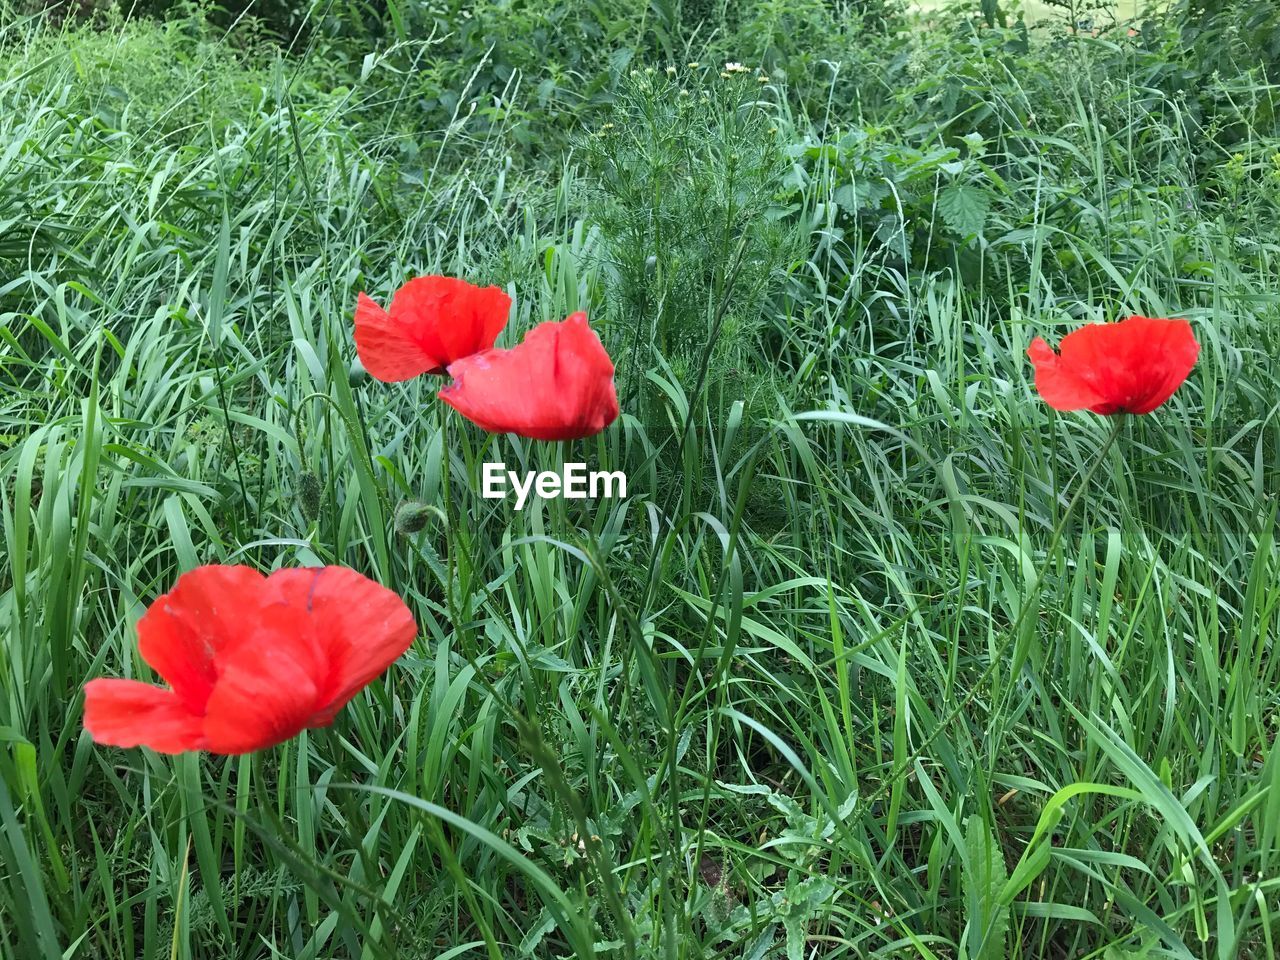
(2, 0, 1278, 957)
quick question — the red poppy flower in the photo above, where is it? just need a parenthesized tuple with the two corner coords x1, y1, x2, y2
(1026, 315, 1199, 415)
(83, 565, 416, 754)
(438, 312, 619, 440)
(353, 276, 511, 382)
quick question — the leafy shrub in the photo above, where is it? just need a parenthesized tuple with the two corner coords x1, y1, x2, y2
(2, 2, 278, 138)
(1167, 0, 1280, 179)
(782, 3, 1278, 337)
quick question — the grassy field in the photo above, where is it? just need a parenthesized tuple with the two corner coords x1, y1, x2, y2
(1, 1, 1279, 958)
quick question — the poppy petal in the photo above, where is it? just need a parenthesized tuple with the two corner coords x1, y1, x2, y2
(136, 565, 266, 714)
(260, 567, 417, 720)
(1029, 316, 1198, 416)
(1052, 325, 1131, 414)
(354, 291, 439, 382)
(83, 679, 205, 753)
(201, 607, 326, 754)
(439, 312, 619, 441)
(390, 276, 511, 372)
(1027, 336, 1108, 412)
(1117, 316, 1199, 414)
(86, 564, 418, 755)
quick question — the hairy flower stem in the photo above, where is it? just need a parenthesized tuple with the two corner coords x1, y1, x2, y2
(440, 406, 461, 645)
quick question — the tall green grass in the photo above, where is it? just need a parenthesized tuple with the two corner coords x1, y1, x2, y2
(1, 3, 1277, 959)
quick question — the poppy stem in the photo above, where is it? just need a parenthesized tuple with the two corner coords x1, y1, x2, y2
(439, 406, 460, 636)
(858, 415, 1127, 813)
(554, 438, 568, 535)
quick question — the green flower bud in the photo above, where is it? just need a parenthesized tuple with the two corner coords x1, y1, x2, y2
(394, 499, 433, 536)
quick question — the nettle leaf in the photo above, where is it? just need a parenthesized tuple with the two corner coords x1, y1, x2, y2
(875, 215, 905, 246)
(863, 180, 892, 208)
(835, 179, 892, 213)
(837, 129, 869, 151)
(938, 182, 992, 239)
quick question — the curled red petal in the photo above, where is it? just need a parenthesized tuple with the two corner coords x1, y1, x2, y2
(1027, 317, 1198, 415)
(260, 567, 418, 721)
(1026, 336, 1107, 412)
(1113, 316, 1199, 414)
(136, 564, 266, 714)
(439, 312, 619, 440)
(83, 679, 205, 754)
(354, 291, 440, 382)
(201, 604, 326, 754)
(391, 276, 511, 372)
(89, 564, 417, 755)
